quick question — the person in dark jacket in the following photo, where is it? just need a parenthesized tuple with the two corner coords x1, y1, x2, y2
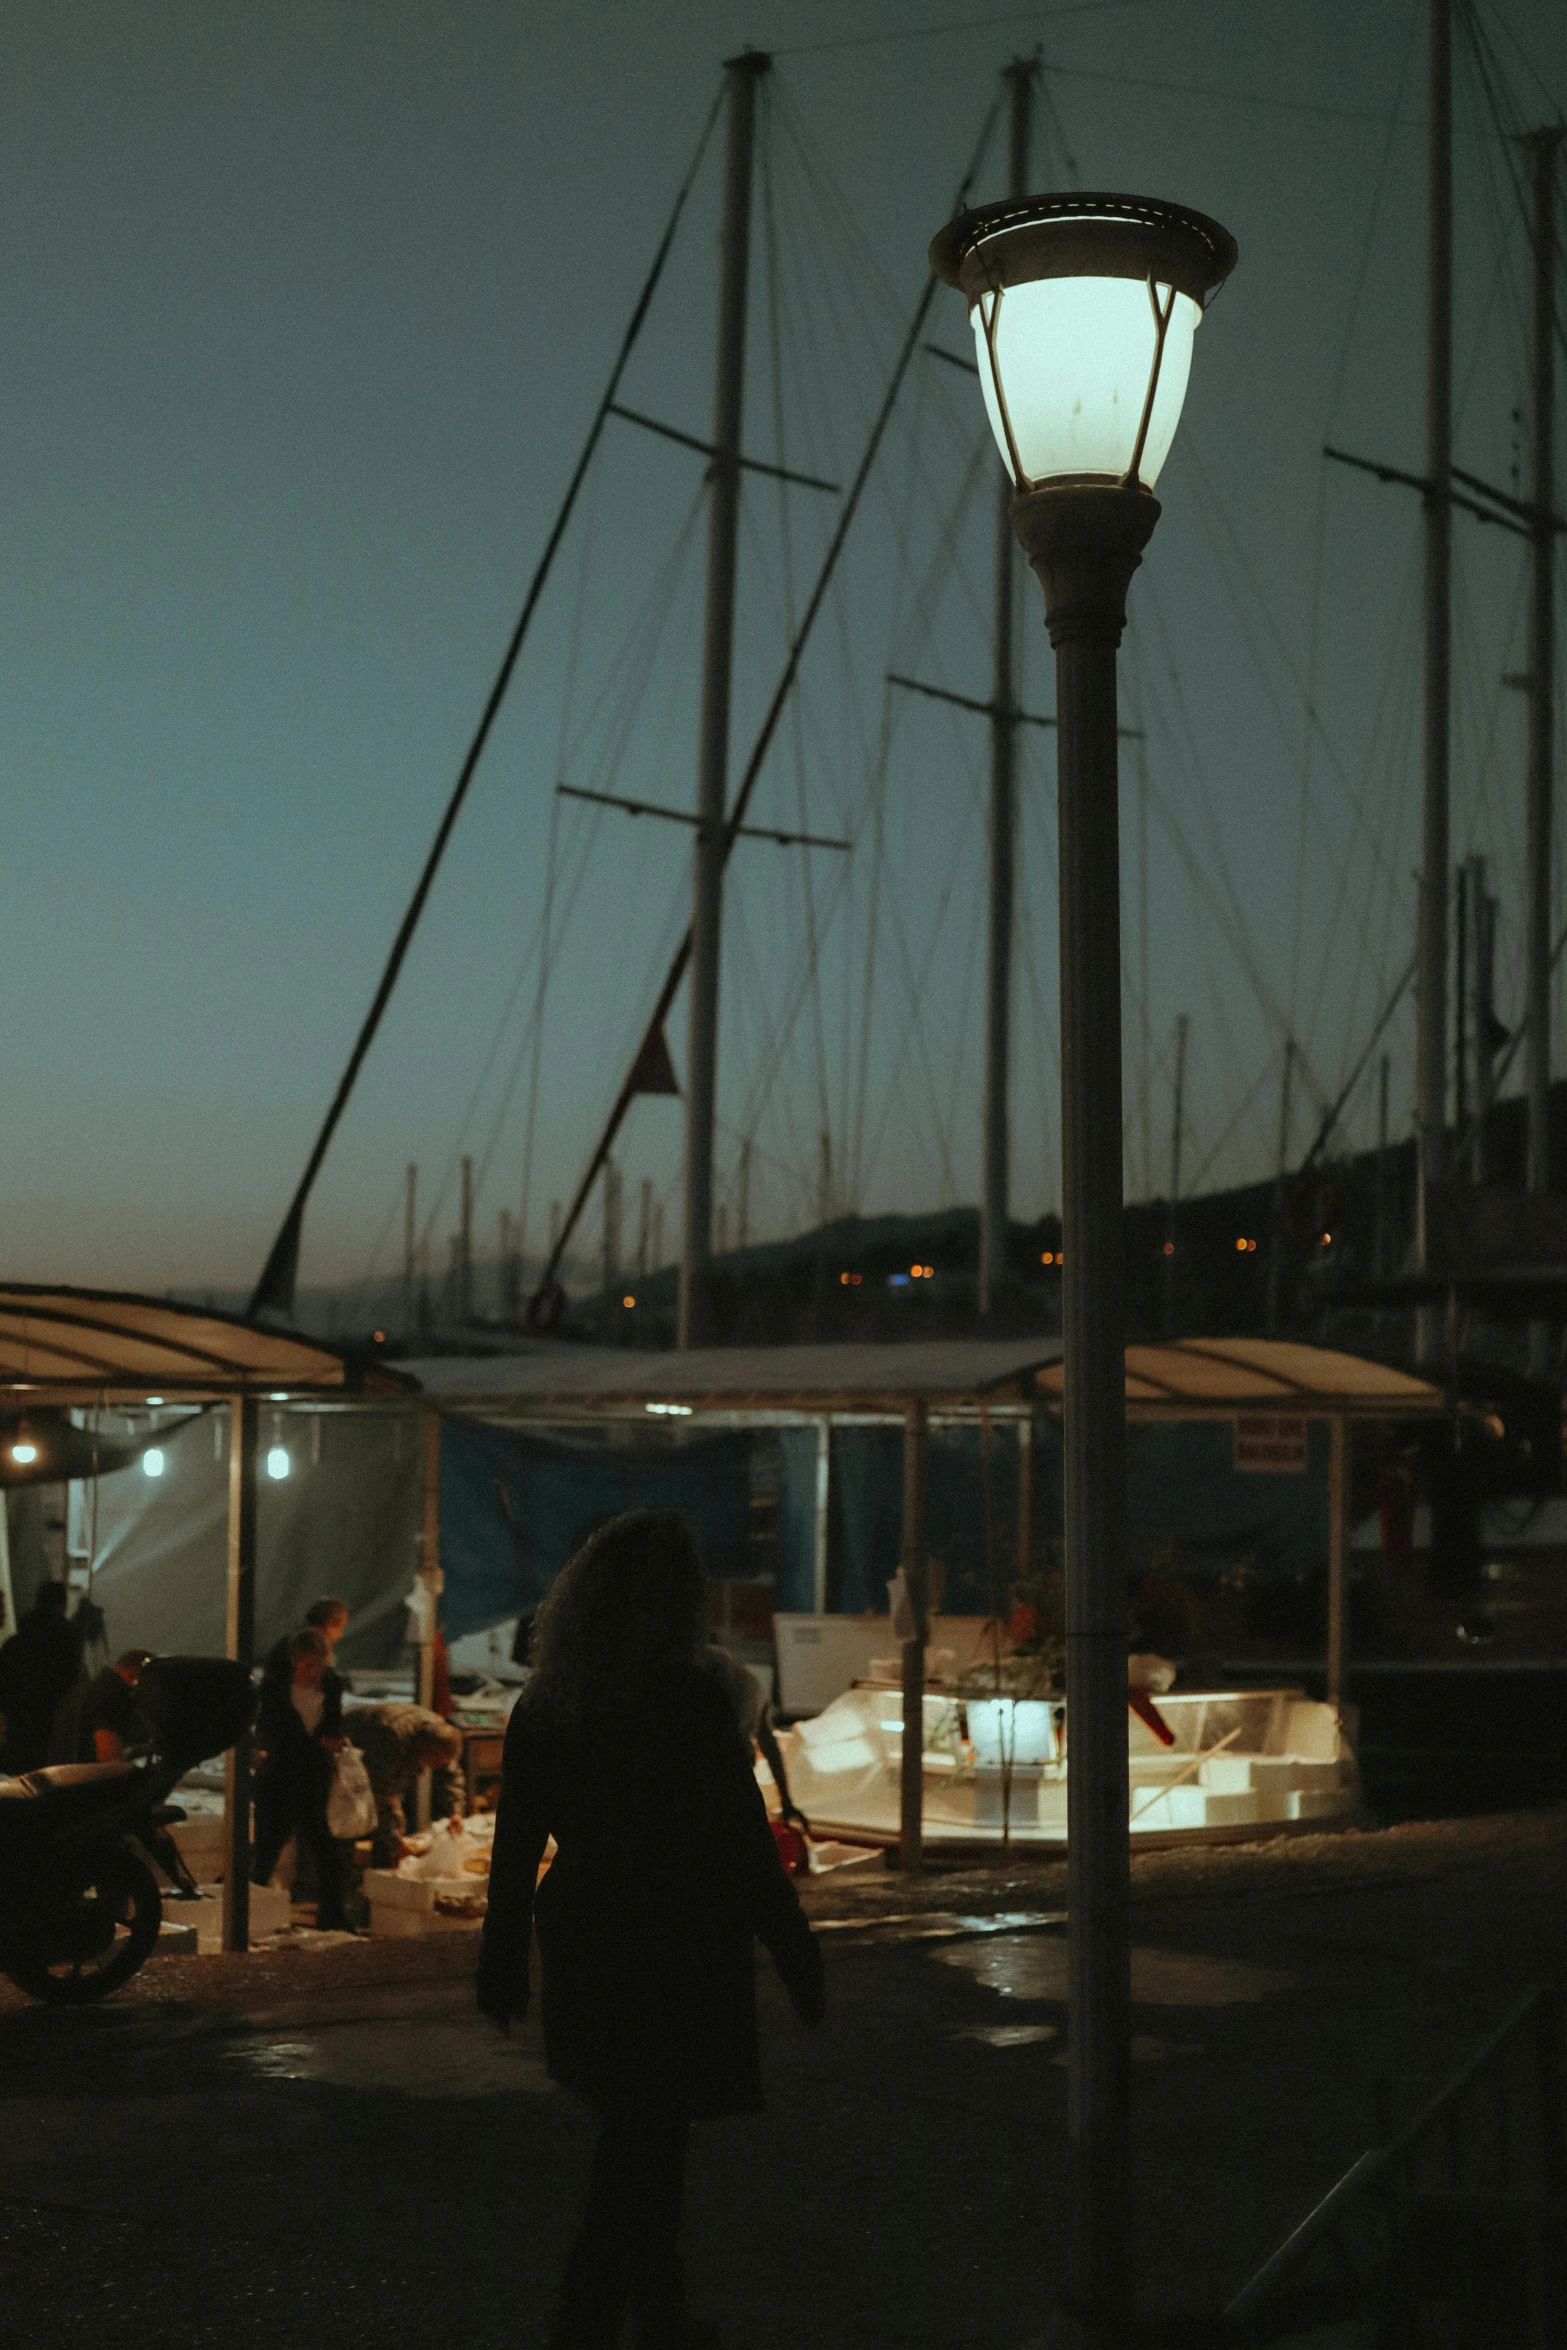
(258, 1595, 349, 1705)
(0, 1583, 84, 1774)
(47, 1649, 154, 1765)
(252, 1628, 350, 1931)
(478, 1509, 823, 2350)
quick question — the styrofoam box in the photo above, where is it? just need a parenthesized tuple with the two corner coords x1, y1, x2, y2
(1199, 1755, 1346, 1796)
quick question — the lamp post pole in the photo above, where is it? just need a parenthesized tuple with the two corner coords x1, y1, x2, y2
(1014, 486, 1156, 2335)
(929, 185, 1234, 2346)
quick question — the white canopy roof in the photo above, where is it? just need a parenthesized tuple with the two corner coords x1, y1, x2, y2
(405, 1337, 1060, 1416)
(1035, 1338, 1442, 1419)
(407, 1335, 1440, 1423)
(0, 1284, 361, 1400)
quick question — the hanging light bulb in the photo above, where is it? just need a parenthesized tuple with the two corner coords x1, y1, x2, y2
(9, 1419, 38, 1467)
(142, 1447, 166, 1479)
(266, 1409, 291, 1482)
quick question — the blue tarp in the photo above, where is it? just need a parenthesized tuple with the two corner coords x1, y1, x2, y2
(438, 1418, 755, 1639)
(781, 1416, 1329, 1617)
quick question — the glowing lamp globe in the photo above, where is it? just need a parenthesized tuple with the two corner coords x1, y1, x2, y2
(929, 193, 1237, 493)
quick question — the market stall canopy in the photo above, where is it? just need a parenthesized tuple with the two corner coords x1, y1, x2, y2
(0, 1284, 384, 1401)
(405, 1336, 1063, 1417)
(1035, 1337, 1442, 1419)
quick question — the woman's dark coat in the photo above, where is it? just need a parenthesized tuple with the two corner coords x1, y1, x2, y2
(253, 1663, 344, 1796)
(478, 1664, 821, 2120)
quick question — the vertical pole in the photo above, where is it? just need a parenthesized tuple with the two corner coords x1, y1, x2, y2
(897, 1397, 929, 1873)
(1415, 0, 1452, 1366)
(1376, 1053, 1391, 1280)
(812, 1416, 831, 1614)
(637, 1177, 652, 1280)
(403, 1162, 417, 1336)
(680, 50, 769, 1349)
(1475, 872, 1497, 1181)
(1165, 1012, 1188, 1337)
(221, 1394, 258, 1954)
(1527, 129, 1560, 1376)
(1014, 483, 1157, 2336)
(458, 1154, 474, 1326)
(738, 1136, 752, 1252)
(817, 1130, 832, 1229)
(1016, 1412, 1034, 1582)
(1454, 859, 1469, 1148)
(1326, 1414, 1348, 1714)
(1266, 1037, 1295, 1335)
(979, 57, 1035, 1316)
(416, 1407, 442, 1829)
(603, 1159, 621, 1299)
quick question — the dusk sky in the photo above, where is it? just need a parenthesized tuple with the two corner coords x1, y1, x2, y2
(3, 1, 1563, 1304)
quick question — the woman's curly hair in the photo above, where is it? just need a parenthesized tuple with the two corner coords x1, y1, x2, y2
(524, 1508, 707, 1725)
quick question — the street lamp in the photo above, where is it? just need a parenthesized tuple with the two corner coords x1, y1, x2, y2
(931, 192, 1235, 2343)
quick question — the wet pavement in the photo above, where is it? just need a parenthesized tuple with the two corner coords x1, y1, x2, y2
(0, 1809, 1561, 2347)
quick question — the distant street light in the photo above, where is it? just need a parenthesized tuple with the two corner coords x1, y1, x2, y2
(931, 191, 1236, 2345)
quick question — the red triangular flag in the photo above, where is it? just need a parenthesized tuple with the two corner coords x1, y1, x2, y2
(628, 1022, 681, 1097)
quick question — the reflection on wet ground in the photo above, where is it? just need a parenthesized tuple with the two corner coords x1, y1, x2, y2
(816, 1908, 1067, 1948)
(949, 2021, 1058, 2048)
(228, 2018, 555, 2097)
(933, 1932, 1297, 2007)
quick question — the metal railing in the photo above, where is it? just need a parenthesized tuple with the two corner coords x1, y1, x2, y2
(1222, 1981, 1565, 2346)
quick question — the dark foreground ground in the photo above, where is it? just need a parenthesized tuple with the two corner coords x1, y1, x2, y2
(0, 1811, 1563, 2349)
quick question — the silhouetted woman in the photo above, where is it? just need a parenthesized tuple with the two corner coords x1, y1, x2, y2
(478, 1509, 823, 2350)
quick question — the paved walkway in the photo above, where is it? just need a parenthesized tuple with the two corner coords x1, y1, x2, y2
(0, 1811, 1561, 2345)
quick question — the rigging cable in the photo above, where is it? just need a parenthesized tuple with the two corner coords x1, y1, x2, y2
(246, 78, 726, 1321)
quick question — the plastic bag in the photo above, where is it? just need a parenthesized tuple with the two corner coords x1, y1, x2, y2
(327, 1743, 378, 1840)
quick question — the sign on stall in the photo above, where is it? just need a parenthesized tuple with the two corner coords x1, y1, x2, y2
(1233, 1413, 1309, 1474)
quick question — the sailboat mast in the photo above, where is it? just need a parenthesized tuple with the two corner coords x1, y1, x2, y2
(679, 49, 769, 1349)
(978, 56, 1037, 1317)
(1526, 130, 1560, 1202)
(1415, 0, 1452, 1363)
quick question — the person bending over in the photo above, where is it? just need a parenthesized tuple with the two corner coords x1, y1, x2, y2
(48, 1649, 153, 1765)
(346, 1700, 465, 1868)
(478, 1509, 824, 2350)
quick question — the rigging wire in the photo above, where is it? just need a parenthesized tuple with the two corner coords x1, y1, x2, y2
(247, 77, 727, 1320)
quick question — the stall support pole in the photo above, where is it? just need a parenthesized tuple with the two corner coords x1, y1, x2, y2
(812, 1416, 831, 1614)
(898, 1398, 929, 1873)
(415, 1406, 442, 1830)
(1016, 1413, 1034, 1581)
(222, 1395, 258, 1954)
(1326, 1415, 1348, 1716)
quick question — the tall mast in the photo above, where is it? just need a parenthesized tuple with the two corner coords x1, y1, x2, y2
(403, 1162, 416, 1334)
(978, 56, 1037, 1316)
(458, 1153, 473, 1326)
(1415, 0, 1452, 1363)
(679, 49, 770, 1348)
(1526, 127, 1559, 1374)
(1165, 1011, 1188, 1337)
(1527, 131, 1560, 1195)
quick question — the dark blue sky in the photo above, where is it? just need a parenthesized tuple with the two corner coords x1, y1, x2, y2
(2, 1, 1562, 1299)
